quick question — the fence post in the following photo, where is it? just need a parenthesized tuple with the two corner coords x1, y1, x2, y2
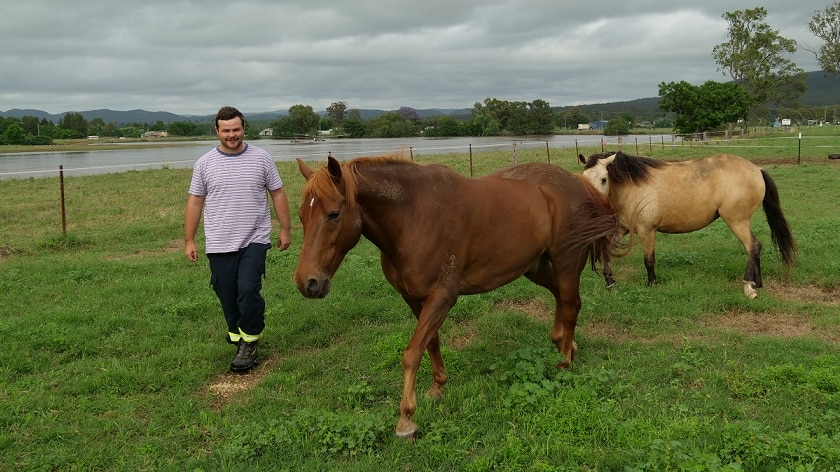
(59, 165, 67, 235)
(798, 133, 801, 165)
(469, 144, 474, 177)
(545, 141, 550, 164)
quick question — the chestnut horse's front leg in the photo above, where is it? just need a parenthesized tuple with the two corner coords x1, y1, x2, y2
(395, 293, 453, 439)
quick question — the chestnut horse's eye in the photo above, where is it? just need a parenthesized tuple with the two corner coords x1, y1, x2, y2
(327, 210, 340, 221)
(601, 178, 607, 185)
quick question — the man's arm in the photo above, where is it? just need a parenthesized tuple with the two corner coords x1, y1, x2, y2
(184, 194, 205, 261)
(269, 187, 292, 251)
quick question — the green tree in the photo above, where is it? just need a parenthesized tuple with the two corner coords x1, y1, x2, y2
(1, 123, 26, 145)
(270, 116, 296, 138)
(604, 114, 633, 136)
(20, 116, 40, 136)
(88, 118, 105, 136)
(286, 105, 320, 136)
(342, 119, 366, 138)
(658, 80, 751, 134)
(528, 99, 555, 135)
(366, 112, 418, 138)
(168, 121, 202, 136)
(326, 101, 348, 126)
(808, 1, 840, 74)
(559, 107, 591, 130)
(712, 7, 806, 122)
(57, 112, 88, 138)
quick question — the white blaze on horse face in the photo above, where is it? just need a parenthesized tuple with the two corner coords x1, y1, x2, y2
(309, 197, 315, 207)
(583, 163, 610, 195)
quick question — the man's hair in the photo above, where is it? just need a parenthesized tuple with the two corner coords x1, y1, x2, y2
(215, 106, 246, 129)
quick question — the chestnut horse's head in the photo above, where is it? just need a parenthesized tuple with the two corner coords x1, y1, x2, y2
(294, 156, 363, 298)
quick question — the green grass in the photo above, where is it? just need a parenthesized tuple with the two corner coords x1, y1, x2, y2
(1, 128, 840, 471)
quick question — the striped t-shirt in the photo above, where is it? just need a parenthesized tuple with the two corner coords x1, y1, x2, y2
(188, 144, 283, 254)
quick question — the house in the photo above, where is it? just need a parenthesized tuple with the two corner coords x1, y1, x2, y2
(259, 128, 273, 136)
(141, 130, 169, 138)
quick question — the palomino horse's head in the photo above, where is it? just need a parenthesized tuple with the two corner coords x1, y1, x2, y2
(294, 156, 363, 298)
(578, 152, 617, 195)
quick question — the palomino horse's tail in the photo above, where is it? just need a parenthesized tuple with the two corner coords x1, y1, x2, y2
(761, 169, 797, 267)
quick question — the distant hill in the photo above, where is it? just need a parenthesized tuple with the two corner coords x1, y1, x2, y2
(554, 71, 840, 120)
(2, 71, 836, 125)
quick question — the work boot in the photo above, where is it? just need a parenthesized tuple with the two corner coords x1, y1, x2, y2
(230, 339, 259, 373)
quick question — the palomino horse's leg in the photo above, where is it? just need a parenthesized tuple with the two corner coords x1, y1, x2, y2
(602, 226, 627, 288)
(723, 218, 762, 299)
(638, 230, 658, 285)
(741, 236, 762, 299)
(395, 295, 453, 439)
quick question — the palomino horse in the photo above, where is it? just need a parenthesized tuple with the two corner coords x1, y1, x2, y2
(578, 151, 796, 298)
(295, 155, 621, 439)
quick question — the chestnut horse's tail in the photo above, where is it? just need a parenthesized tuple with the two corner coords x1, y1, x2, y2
(761, 169, 797, 267)
(570, 176, 629, 271)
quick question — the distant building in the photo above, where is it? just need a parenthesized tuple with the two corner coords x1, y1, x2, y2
(259, 128, 273, 136)
(141, 130, 169, 138)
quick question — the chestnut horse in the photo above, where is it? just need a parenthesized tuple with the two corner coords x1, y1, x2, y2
(294, 155, 621, 439)
(578, 151, 796, 298)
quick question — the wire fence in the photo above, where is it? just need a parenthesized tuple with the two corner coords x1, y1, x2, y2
(2, 131, 838, 248)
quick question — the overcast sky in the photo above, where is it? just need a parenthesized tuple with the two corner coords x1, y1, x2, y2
(0, 1, 828, 116)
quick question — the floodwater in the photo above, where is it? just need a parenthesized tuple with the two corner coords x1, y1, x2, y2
(0, 134, 677, 179)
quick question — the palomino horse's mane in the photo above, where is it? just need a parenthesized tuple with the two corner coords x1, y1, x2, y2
(301, 154, 413, 211)
(584, 151, 666, 185)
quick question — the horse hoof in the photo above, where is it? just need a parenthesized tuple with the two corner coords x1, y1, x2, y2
(743, 281, 758, 299)
(395, 428, 419, 441)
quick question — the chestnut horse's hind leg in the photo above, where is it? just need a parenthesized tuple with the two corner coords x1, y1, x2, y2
(551, 275, 582, 368)
(524, 261, 582, 368)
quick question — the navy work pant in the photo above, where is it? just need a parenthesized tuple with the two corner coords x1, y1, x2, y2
(207, 242, 270, 340)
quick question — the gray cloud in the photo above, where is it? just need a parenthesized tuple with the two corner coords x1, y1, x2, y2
(0, 0, 825, 115)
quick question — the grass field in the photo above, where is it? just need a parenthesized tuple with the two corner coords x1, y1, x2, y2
(1, 128, 839, 471)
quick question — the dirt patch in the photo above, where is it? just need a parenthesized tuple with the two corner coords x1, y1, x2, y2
(768, 282, 840, 307)
(497, 294, 839, 345)
(0, 245, 25, 260)
(497, 298, 552, 321)
(205, 356, 279, 409)
(105, 239, 183, 260)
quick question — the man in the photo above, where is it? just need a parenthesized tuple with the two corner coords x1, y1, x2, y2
(184, 106, 292, 373)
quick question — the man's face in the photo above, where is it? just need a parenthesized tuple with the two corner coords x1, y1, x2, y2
(215, 117, 245, 153)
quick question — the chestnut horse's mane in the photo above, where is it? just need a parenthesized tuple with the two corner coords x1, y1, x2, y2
(301, 154, 412, 211)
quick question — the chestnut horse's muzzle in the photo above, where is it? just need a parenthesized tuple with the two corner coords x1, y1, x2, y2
(298, 277, 330, 299)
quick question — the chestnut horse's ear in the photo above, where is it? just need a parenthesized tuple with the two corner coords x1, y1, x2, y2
(578, 154, 586, 165)
(326, 155, 343, 183)
(296, 158, 314, 180)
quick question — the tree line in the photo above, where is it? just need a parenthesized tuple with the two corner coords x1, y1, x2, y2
(3, 4, 839, 146)
(0, 113, 216, 146)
